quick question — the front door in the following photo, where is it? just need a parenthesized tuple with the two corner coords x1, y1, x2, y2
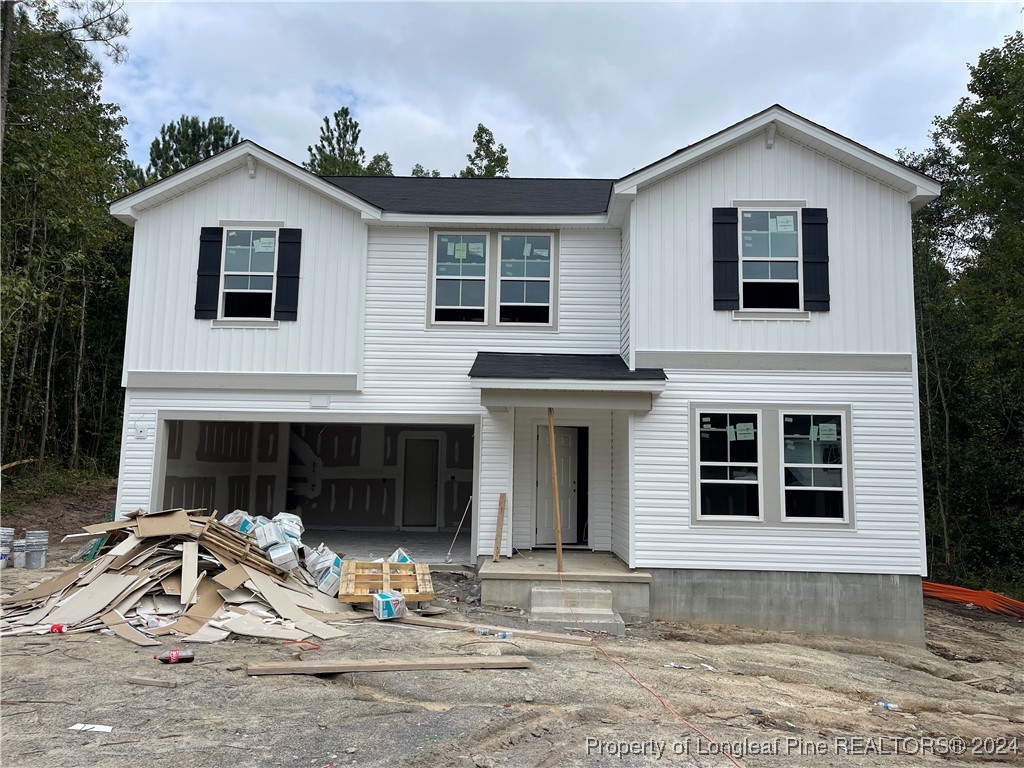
(402, 438, 439, 527)
(536, 426, 578, 545)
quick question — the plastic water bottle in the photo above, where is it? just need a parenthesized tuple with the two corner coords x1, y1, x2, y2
(154, 648, 195, 664)
(874, 701, 900, 711)
(473, 628, 512, 639)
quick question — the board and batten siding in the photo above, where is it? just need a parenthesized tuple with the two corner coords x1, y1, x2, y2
(123, 164, 366, 378)
(632, 369, 926, 574)
(633, 131, 916, 354)
(620, 218, 631, 360)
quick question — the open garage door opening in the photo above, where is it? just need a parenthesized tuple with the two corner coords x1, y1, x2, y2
(160, 420, 474, 563)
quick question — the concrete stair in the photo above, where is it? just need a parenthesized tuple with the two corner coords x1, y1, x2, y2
(528, 586, 626, 636)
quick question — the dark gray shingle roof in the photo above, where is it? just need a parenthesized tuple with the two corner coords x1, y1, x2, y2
(469, 352, 666, 381)
(322, 177, 614, 216)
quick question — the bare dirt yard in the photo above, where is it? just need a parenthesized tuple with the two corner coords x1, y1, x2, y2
(2, 487, 1022, 768)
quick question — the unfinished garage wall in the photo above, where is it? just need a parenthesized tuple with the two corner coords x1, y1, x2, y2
(162, 421, 287, 516)
(287, 424, 473, 531)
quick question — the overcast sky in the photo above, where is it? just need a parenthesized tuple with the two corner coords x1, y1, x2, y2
(102, 1, 1022, 179)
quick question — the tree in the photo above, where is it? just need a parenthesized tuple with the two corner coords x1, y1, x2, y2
(411, 163, 441, 178)
(364, 151, 393, 177)
(458, 123, 509, 178)
(305, 107, 366, 176)
(1, 3, 133, 471)
(0, 0, 129, 167)
(908, 32, 1024, 594)
(145, 114, 240, 180)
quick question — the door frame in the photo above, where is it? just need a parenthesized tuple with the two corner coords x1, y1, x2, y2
(395, 431, 447, 531)
(529, 417, 596, 549)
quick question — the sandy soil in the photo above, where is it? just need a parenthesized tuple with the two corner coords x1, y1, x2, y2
(1, 491, 1022, 768)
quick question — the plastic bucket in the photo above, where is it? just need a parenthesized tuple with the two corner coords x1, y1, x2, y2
(0, 545, 9, 569)
(24, 530, 48, 570)
(11, 540, 26, 569)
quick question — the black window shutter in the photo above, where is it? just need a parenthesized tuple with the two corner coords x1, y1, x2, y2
(712, 208, 740, 310)
(195, 227, 223, 319)
(802, 208, 830, 311)
(274, 228, 302, 321)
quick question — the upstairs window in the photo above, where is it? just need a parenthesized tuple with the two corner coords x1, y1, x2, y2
(697, 411, 761, 518)
(434, 233, 487, 323)
(499, 234, 552, 324)
(740, 209, 800, 309)
(223, 228, 277, 319)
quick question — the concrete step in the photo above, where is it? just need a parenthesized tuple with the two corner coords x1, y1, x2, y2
(528, 609, 626, 637)
(529, 586, 614, 611)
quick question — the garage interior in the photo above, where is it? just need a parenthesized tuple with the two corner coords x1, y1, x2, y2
(161, 420, 474, 562)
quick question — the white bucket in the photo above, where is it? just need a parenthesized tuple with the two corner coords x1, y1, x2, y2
(0, 545, 10, 569)
(24, 530, 48, 570)
(11, 540, 26, 569)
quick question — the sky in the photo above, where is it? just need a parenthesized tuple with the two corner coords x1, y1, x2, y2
(101, 1, 1023, 179)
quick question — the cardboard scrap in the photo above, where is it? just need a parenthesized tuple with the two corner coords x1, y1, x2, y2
(137, 509, 193, 538)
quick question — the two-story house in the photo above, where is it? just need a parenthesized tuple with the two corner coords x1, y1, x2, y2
(109, 105, 940, 644)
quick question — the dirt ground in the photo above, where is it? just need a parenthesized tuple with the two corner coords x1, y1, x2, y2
(1, 491, 1022, 768)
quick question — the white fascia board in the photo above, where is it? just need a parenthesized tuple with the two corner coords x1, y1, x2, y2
(365, 212, 611, 227)
(109, 142, 383, 224)
(470, 377, 665, 394)
(614, 106, 941, 201)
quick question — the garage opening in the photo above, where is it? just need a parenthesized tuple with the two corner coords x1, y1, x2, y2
(160, 420, 474, 562)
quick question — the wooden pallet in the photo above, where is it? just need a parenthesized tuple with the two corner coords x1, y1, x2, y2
(338, 561, 435, 604)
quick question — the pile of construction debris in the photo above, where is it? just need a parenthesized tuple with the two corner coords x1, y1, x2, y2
(0, 508, 402, 646)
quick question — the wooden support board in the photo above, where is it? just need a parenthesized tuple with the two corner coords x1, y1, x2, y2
(492, 493, 506, 562)
(247, 656, 533, 676)
(337, 561, 434, 604)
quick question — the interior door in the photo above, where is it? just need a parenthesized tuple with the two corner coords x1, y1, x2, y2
(402, 438, 439, 527)
(536, 426, 578, 545)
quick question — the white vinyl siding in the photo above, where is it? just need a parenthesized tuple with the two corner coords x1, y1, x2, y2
(633, 131, 916, 353)
(123, 164, 366, 377)
(632, 369, 925, 575)
(620, 219, 631, 359)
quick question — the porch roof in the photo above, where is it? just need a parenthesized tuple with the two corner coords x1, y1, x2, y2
(469, 353, 666, 410)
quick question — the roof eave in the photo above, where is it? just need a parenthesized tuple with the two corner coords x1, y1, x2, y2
(108, 141, 382, 224)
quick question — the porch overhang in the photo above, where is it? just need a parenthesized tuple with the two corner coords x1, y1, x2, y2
(468, 352, 666, 412)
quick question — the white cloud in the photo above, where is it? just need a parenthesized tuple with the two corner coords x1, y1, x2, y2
(103, 1, 1021, 177)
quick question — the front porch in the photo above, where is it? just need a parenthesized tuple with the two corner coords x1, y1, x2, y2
(478, 550, 652, 623)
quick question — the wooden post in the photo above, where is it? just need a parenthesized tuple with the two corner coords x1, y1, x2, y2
(492, 493, 506, 562)
(547, 407, 564, 573)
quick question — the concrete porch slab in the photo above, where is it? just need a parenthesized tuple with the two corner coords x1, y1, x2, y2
(479, 551, 651, 623)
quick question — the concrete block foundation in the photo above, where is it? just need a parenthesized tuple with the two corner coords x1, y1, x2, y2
(649, 569, 925, 646)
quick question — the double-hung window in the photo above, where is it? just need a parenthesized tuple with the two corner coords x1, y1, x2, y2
(222, 228, 278, 319)
(782, 413, 846, 520)
(434, 233, 488, 323)
(740, 209, 800, 309)
(697, 411, 761, 518)
(499, 234, 552, 324)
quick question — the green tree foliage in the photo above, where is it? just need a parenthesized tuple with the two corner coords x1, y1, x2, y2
(0, 3, 132, 471)
(909, 32, 1024, 594)
(458, 123, 509, 178)
(304, 107, 394, 177)
(411, 163, 441, 178)
(364, 151, 394, 177)
(145, 114, 240, 180)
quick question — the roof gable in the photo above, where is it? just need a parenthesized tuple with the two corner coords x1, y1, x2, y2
(615, 105, 941, 210)
(109, 141, 382, 225)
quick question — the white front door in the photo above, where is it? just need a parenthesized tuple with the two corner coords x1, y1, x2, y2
(536, 426, 578, 546)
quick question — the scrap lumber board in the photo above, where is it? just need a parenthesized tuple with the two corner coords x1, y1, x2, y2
(337, 561, 435, 603)
(247, 656, 533, 676)
(395, 615, 593, 646)
(492, 493, 507, 562)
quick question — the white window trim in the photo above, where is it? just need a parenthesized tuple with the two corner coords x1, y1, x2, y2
(738, 207, 803, 312)
(778, 410, 850, 524)
(695, 408, 765, 522)
(220, 225, 279, 321)
(496, 232, 554, 327)
(431, 231, 489, 325)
